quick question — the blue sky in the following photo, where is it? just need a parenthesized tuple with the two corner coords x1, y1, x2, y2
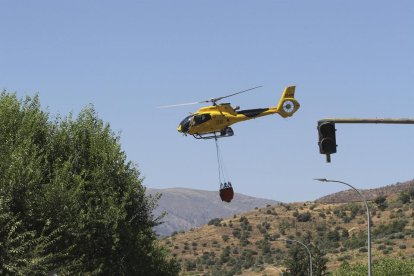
(1, 1, 413, 202)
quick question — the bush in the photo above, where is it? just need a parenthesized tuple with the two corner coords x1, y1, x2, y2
(382, 249, 392, 255)
(399, 192, 411, 204)
(377, 244, 386, 250)
(343, 232, 367, 249)
(208, 218, 223, 226)
(327, 230, 341, 242)
(374, 195, 388, 211)
(373, 219, 408, 239)
(232, 228, 241, 239)
(296, 212, 312, 222)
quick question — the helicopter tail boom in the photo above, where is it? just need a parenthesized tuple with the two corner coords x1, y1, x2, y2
(275, 86, 300, 118)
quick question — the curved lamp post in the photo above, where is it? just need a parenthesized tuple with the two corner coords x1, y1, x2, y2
(276, 238, 312, 276)
(314, 178, 371, 276)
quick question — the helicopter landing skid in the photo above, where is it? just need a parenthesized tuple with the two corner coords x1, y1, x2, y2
(193, 127, 234, 140)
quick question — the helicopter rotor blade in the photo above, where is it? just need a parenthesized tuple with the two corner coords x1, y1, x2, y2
(157, 101, 203, 109)
(211, 85, 262, 103)
(157, 85, 262, 108)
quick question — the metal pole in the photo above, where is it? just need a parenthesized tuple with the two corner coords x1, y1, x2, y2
(277, 238, 312, 276)
(314, 178, 371, 276)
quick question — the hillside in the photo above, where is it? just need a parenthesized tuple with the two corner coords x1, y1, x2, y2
(147, 188, 280, 237)
(317, 180, 414, 203)
(160, 183, 414, 275)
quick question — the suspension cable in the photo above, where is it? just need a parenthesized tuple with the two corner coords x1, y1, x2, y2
(214, 137, 228, 187)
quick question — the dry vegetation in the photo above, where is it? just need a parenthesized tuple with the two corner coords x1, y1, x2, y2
(160, 185, 414, 275)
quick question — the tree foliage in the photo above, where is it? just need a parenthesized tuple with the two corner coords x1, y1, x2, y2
(373, 195, 388, 211)
(282, 242, 309, 276)
(0, 93, 179, 275)
(398, 191, 410, 204)
(334, 258, 414, 276)
(296, 212, 312, 222)
(311, 244, 328, 276)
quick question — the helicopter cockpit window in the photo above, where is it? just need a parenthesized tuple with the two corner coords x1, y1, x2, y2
(179, 115, 193, 133)
(180, 115, 192, 126)
(193, 114, 211, 125)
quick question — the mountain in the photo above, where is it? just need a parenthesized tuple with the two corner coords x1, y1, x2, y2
(316, 179, 414, 203)
(147, 187, 280, 237)
(160, 181, 414, 275)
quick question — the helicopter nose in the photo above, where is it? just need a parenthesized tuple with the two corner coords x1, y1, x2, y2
(178, 116, 191, 134)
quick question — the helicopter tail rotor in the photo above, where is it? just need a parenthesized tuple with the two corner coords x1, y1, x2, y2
(275, 86, 300, 118)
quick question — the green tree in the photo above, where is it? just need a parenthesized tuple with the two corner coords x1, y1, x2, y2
(312, 245, 328, 276)
(398, 191, 410, 204)
(282, 242, 309, 276)
(0, 93, 73, 274)
(374, 195, 388, 211)
(0, 93, 180, 275)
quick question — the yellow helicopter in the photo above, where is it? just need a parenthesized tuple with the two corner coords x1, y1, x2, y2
(161, 85, 300, 139)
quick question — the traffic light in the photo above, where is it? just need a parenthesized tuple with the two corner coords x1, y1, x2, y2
(318, 121, 337, 162)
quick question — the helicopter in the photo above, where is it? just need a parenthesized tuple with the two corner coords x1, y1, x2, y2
(161, 85, 300, 139)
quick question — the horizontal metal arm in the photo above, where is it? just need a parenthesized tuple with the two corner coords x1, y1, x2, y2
(318, 118, 414, 124)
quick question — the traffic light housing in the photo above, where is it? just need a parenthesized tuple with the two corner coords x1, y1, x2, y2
(318, 121, 337, 162)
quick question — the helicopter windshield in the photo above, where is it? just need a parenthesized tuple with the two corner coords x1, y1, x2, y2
(179, 115, 193, 133)
(180, 115, 192, 126)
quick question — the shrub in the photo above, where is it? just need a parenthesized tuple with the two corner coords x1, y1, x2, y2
(377, 244, 386, 250)
(372, 219, 408, 239)
(399, 192, 411, 204)
(208, 218, 223, 226)
(382, 248, 392, 254)
(296, 212, 312, 222)
(232, 228, 241, 239)
(327, 230, 340, 242)
(374, 195, 388, 211)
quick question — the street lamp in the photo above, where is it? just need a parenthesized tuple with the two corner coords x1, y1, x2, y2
(276, 238, 312, 276)
(314, 178, 371, 276)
